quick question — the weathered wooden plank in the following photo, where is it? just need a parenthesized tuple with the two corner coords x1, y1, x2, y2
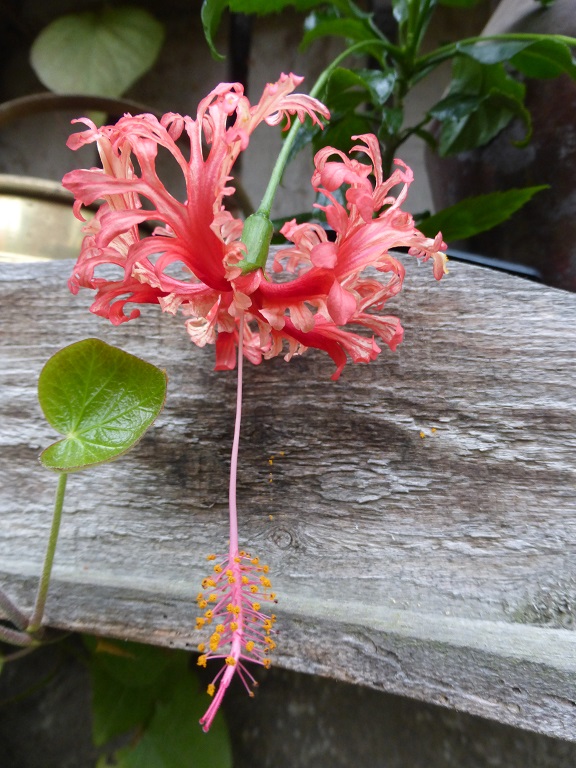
(1, 256, 575, 740)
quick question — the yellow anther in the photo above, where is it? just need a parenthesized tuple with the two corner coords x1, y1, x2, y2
(207, 683, 216, 697)
(245, 640, 255, 652)
(261, 565, 270, 573)
(230, 621, 239, 631)
(265, 637, 276, 650)
(420, 431, 426, 438)
(199, 600, 208, 609)
(196, 617, 206, 629)
(205, 610, 214, 620)
(263, 659, 271, 669)
(241, 576, 249, 585)
(234, 557, 241, 563)
(260, 577, 272, 588)
(250, 585, 258, 593)
(228, 575, 236, 584)
(196, 593, 204, 602)
(207, 554, 216, 561)
(209, 593, 218, 602)
(197, 643, 206, 652)
(225, 569, 234, 577)
(251, 557, 260, 565)
(214, 564, 223, 573)
(215, 623, 225, 633)
(252, 602, 261, 611)
(197, 654, 207, 668)
(225, 656, 236, 666)
(202, 578, 216, 589)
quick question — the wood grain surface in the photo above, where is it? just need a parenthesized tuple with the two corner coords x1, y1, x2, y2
(1, 256, 575, 740)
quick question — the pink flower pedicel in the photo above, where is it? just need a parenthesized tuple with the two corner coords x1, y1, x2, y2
(63, 73, 447, 729)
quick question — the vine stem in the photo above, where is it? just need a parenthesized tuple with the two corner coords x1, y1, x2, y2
(27, 473, 68, 633)
(228, 313, 245, 556)
(256, 39, 390, 219)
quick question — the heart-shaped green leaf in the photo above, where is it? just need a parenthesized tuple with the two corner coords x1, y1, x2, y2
(39, 339, 167, 472)
(30, 7, 164, 98)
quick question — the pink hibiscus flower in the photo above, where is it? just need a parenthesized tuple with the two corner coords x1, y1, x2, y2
(63, 73, 447, 380)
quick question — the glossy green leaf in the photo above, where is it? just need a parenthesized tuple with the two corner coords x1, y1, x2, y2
(202, 0, 332, 58)
(30, 7, 164, 98)
(510, 38, 576, 79)
(418, 185, 548, 242)
(201, 0, 229, 60)
(38, 339, 167, 472)
(430, 57, 530, 155)
(457, 38, 576, 79)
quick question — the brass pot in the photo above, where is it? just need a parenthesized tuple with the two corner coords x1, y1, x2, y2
(0, 174, 88, 262)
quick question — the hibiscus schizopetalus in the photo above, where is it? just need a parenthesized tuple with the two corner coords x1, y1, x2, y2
(63, 73, 447, 729)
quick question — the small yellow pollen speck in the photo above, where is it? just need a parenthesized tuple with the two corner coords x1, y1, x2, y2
(279, 451, 285, 456)
(431, 427, 437, 433)
(419, 431, 426, 439)
(269, 514, 274, 521)
(207, 683, 215, 697)
(268, 475, 273, 483)
(225, 656, 236, 666)
(268, 458, 274, 466)
(197, 654, 207, 668)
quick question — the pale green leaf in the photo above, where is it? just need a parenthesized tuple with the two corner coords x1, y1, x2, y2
(38, 339, 167, 472)
(30, 7, 164, 98)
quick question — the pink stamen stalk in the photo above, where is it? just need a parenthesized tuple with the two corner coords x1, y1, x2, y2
(197, 313, 277, 732)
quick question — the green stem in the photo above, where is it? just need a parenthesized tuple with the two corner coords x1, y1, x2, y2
(27, 473, 68, 634)
(256, 39, 391, 219)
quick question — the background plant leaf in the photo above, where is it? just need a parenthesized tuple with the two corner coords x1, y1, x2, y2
(30, 7, 164, 97)
(86, 638, 232, 767)
(418, 185, 549, 242)
(38, 339, 167, 472)
(429, 57, 530, 155)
